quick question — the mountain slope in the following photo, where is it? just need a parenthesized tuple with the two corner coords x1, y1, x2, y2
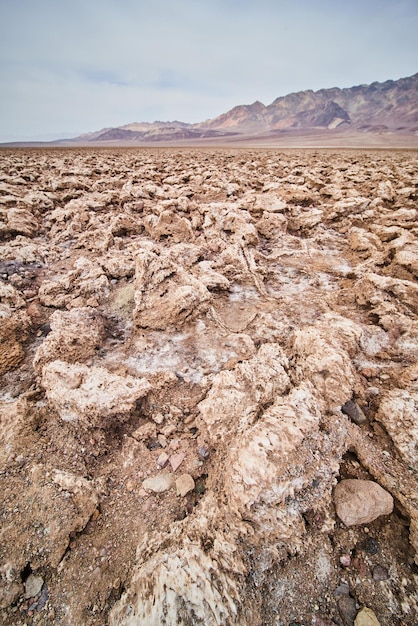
(66, 72, 418, 143)
(199, 73, 418, 133)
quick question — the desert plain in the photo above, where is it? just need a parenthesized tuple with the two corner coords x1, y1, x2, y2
(0, 147, 418, 625)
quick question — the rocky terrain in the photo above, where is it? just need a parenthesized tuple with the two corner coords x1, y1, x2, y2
(64, 73, 418, 145)
(0, 146, 417, 626)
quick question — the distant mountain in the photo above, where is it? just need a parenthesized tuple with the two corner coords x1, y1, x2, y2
(64, 72, 418, 144)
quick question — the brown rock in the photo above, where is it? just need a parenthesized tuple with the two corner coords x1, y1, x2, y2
(42, 361, 151, 427)
(157, 452, 169, 468)
(133, 249, 210, 330)
(175, 474, 195, 497)
(170, 452, 186, 472)
(354, 607, 380, 626)
(33, 307, 105, 372)
(334, 479, 393, 526)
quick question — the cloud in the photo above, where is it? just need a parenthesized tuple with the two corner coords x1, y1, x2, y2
(0, 0, 417, 140)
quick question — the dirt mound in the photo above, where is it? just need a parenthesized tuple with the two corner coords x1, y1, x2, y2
(0, 147, 417, 625)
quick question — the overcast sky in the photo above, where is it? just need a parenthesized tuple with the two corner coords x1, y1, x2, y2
(0, 0, 417, 141)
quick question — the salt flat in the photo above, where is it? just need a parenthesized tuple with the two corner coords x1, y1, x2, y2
(1, 148, 417, 625)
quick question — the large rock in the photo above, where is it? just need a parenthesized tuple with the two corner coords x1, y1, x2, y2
(0, 207, 38, 238)
(42, 361, 151, 427)
(376, 390, 418, 472)
(143, 209, 194, 242)
(292, 314, 362, 410)
(33, 307, 105, 372)
(133, 248, 210, 330)
(39, 257, 110, 308)
(197, 343, 290, 442)
(0, 305, 29, 375)
(334, 479, 393, 526)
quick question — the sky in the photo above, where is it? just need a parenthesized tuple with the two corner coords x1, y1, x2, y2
(0, 0, 417, 141)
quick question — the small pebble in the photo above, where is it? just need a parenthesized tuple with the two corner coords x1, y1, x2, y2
(91, 508, 100, 521)
(341, 400, 367, 425)
(157, 451, 169, 468)
(372, 565, 388, 581)
(334, 583, 350, 596)
(170, 452, 185, 472)
(340, 554, 351, 567)
(197, 445, 210, 460)
(176, 473, 195, 497)
(24, 575, 44, 599)
(153, 412, 165, 425)
(351, 556, 368, 577)
(357, 537, 379, 555)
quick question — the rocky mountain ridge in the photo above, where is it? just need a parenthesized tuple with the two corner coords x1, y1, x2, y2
(69, 72, 418, 143)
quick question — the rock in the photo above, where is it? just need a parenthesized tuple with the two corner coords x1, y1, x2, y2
(170, 452, 185, 472)
(334, 480, 394, 526)
(337, 595, 357, 626)
(156, 452, 169, 468)
(39, 257, 110, 308)
(143, 210, 194, 242)
(24, 574, 44, 599)
(341, 400, 367, 425)
(142, 474, 174, 493)
(0, 315, 25, 376)
(1, 208, 39, 238)
(372, 565, 388, 581)
(340, 554, 351, 567)
(133, 248, 210, 330)
(197, 446, 210, 460)
(394, 244, 418, 277)
(292, 314, 361, 411)
(351, 556, 369, 577)
(334, 583, 350, 596)
(354, 607, 380, 626)
(254, 193, 287, 213)
(348, 228, 381, 253)
(42, 361, 151, 427)
(357, 537, 379, 555)
(0, 580, 22, 609)
(33, 307, 105, 372)
(192, 261, 230, 291)
(176, 474, 195, 497)
(131, 422, 157, 442)
(376, 390, 418, 471)
(197, 343, 290, 442)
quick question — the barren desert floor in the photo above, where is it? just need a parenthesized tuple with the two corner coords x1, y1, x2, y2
(1, 147, 418, 626)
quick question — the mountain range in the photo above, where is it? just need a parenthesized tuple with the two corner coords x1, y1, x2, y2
(66, 72, 418, 145)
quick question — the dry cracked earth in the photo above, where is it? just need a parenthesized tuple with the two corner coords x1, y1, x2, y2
(0, 147, 418, 626)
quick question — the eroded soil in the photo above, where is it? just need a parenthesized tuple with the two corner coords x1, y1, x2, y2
(0, 147, 418, 625)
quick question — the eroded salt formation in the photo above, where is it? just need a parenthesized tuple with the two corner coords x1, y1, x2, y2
(0, 148, 417, 626)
